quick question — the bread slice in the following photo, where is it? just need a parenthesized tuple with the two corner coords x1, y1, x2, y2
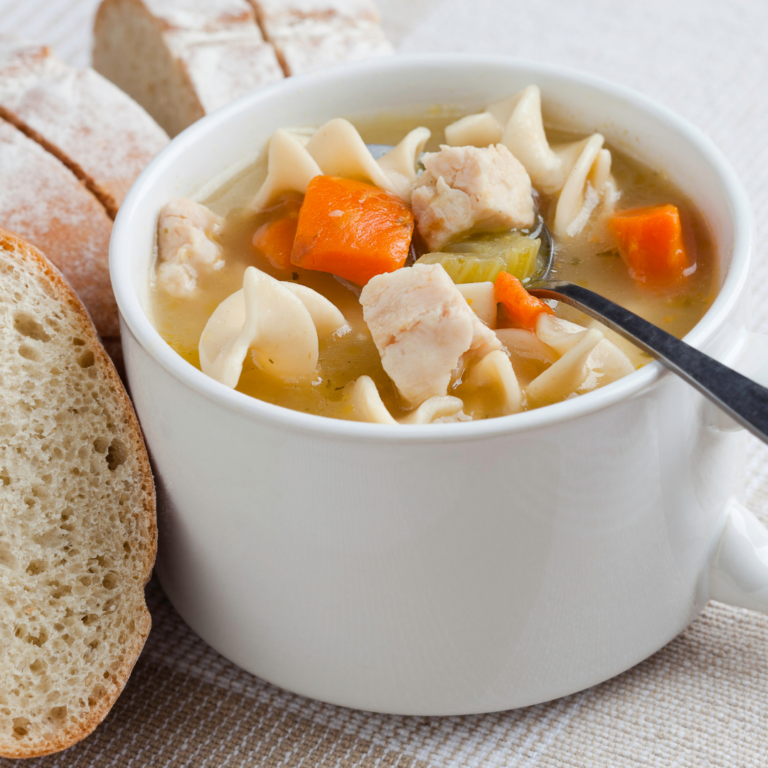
(255, 0, 383, 24)
(250, 0, 394, 75)
(0, 119, 117, 340)
(0, 35, 169, 219)
(0, 228, 156, 758)
(93, 0, 285, 138)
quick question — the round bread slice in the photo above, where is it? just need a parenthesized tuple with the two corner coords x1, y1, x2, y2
(0, 228, 156, 759)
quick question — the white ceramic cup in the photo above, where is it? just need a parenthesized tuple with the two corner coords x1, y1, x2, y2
(111, 55, 768, 716)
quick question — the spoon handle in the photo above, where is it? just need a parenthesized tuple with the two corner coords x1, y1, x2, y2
(530, 281, 768, 444)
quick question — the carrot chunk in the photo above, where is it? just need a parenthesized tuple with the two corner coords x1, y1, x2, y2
(608, 204, 691, 286)
(253, 199, 301, 270)
(291, 176, 414, 286)
(494, 271, 554, 330)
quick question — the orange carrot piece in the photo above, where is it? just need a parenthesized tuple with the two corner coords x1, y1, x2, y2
(253, 199, 301, 270)
(494, 271, 554, 330)
(608, 204, 690, 286)
(291, 176, 414, 286)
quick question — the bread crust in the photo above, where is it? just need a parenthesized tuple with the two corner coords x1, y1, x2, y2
(0, 228, 157, 759)
(249, 0, 393, 76)
(0, 35, 169, 219)
(251, 0, 382, 26)
(94, 0, 283, 137)
(0, 118, 118, 338)
(266, 18, 394, 76)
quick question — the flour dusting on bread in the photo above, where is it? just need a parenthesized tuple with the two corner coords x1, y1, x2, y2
(93, 0, 393, 134)
(94, 0, 284, 137)
(251, 0, 393, 76)
(0, 120, 116, 338)
(0, 36, 169, 218)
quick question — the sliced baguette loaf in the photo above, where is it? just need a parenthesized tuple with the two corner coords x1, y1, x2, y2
(0, 35, 169, 219)
(250, 0, 394, 75)
(0, 227, 156, 759)
(93, 0, 285, 137)
(0, 119, 117, 340)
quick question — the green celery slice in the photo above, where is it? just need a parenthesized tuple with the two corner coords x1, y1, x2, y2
(414, 253, 506, 283)
(415, 231, 541, 283)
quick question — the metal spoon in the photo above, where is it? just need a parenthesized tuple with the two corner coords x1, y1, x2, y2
(527, 222, 768, 443)
(366, 142, 768, 441)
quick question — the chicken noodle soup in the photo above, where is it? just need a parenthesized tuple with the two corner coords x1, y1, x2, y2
(150, 85, 717, 424)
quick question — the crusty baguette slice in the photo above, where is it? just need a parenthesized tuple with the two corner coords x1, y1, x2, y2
(250, 0, 394, 76)
(93, 0, 284, 138)
(0, 35, 169, 219)
(0, 119, 117, 339)
(0, 227, 156, 759)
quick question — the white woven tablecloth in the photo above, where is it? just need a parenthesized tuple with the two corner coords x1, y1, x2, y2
(1, 1, 768, 765)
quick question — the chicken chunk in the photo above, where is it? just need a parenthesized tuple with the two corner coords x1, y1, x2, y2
(156, 198, 224, 297)
(361, 263, 501, 405)
(412, 144, 535, 251)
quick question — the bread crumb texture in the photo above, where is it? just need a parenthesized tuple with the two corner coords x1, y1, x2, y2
(0, 230, 156, 758)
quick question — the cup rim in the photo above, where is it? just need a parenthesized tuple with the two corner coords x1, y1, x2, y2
(111, 53, 754, 445)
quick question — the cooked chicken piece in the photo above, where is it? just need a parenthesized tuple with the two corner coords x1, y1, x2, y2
(361, 263, 501, 405)
(411, 144, 535, 251)
(156, 198, 224, 297)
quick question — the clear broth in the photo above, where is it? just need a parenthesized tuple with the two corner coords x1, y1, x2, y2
(150, 110, 718, 421)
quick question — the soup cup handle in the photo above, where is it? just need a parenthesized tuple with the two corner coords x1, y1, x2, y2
(705, 331, 768, 613)
(709, 501, 768, 613)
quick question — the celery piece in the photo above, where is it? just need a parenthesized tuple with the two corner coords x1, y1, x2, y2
(415, 230, 541, 283)
(415, 252, 508, 283)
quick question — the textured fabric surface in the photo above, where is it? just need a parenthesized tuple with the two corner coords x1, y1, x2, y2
(2, 0, 768, 765)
